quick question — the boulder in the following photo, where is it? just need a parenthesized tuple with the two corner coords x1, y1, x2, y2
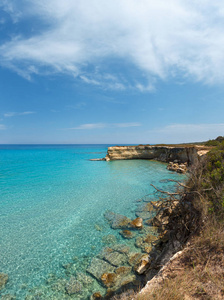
(134, 254, 151, 274)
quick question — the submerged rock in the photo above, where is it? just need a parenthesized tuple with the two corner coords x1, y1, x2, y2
(65, 277, 82, 295)
(115, 266, 132, 276)
(101, 267, 136, 293)
(0, 295, 16, 300)
(51, 278, 67, 293)
(111, 244, 130, 254)
(76, 272, 93, 286)
(135, 211, 152, 220)
(0, 273, 8, 291)
(104, 211, 132, 229)
(103, 250, 127, 267)
(119, 230, 136, 239)
(135, 233, 158, 253)
(101, 272, 117, 288)
(135, 202, 155, 213)
(102, 234, 117, 245)
(86, 258, 115, 281)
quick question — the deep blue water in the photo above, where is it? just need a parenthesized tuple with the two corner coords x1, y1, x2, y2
(0, 145, 185, 299)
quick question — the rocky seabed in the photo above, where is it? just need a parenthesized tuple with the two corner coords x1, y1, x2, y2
(0, 192, 176, 300)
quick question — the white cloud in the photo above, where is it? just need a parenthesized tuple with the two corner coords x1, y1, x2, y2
(0, 124, 6, 130)
(1, 1, 224, 88)
(4, 111, 36, 117)
(69, 122, 141, 129)
(114, 122, 141, 128)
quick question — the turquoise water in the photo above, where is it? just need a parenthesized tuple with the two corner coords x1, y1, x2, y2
(0, 145, 185, 299)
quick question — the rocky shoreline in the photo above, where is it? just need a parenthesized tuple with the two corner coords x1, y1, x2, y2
(1, 145, 209, 299)
(104, 145, 209, 165)
(1, 191, 183, 300)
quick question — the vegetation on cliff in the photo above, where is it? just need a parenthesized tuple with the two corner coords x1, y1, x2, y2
(118, 138, 224, 300)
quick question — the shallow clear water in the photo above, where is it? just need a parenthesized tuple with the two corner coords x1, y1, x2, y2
(0, 145, 185, 299)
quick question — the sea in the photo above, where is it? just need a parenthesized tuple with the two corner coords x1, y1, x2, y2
(0, 144, 186, 299)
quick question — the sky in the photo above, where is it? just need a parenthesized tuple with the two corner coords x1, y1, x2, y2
(0, 0, 224, 144)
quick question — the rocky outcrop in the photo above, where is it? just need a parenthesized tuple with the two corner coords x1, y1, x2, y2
(167, 161, 188, 173)
(105, 145, 210, 165)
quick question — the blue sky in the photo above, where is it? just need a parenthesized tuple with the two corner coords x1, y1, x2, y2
(0, 0, 224, 144)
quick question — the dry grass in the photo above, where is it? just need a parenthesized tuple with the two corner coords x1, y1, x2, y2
(116, 219, 224, 300)
(115, 143, 224, 300)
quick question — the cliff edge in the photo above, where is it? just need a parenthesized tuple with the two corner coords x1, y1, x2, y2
(105, 145, 210, 165)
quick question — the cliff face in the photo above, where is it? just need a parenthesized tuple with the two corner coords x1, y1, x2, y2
(105, 145, 208, 164)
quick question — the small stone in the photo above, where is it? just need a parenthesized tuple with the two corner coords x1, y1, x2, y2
(94, 224, 103, 231)
(130, 217, 143, 229)
(90, 292, 103, 300)
(119, 230, 136, 239)
(65, 277, 82, 295)
(0, 273, 8, 291)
